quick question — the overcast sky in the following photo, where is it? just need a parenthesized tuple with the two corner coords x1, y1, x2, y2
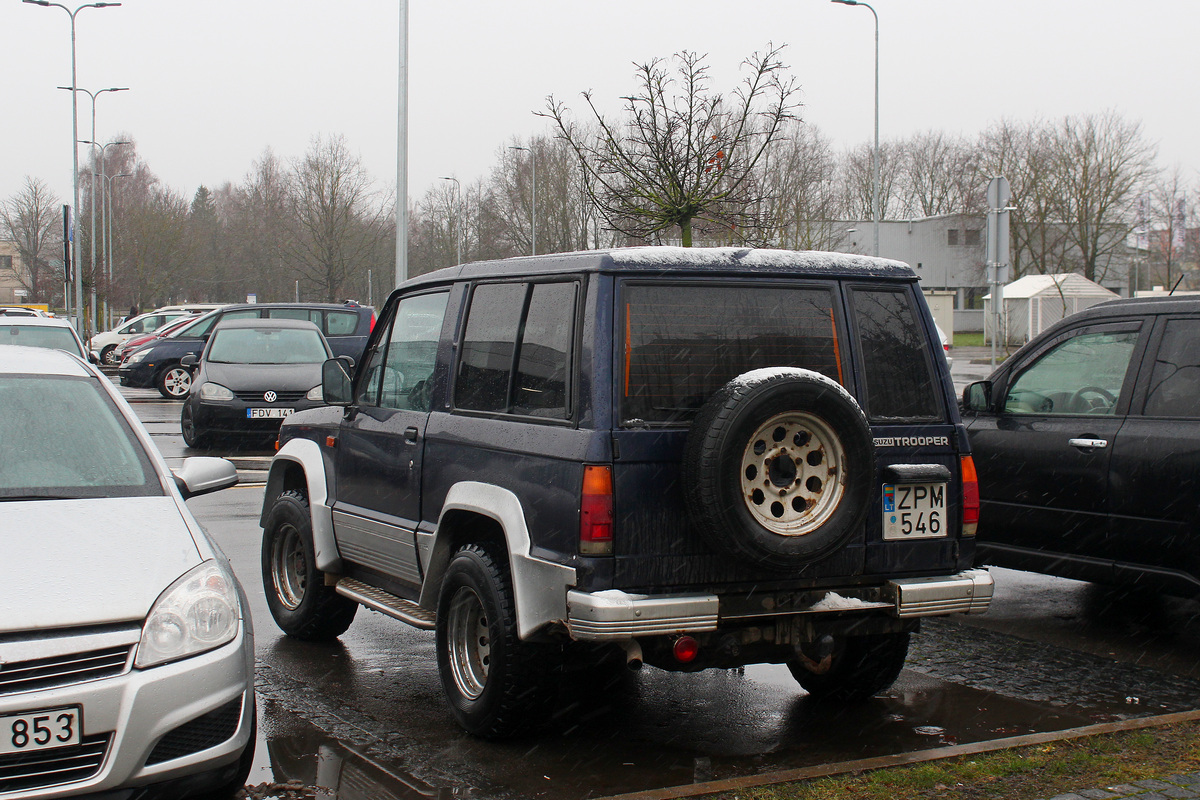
(4, 0, 1198, 210)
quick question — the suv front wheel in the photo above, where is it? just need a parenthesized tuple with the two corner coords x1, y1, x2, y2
(436, 544, 548, 738)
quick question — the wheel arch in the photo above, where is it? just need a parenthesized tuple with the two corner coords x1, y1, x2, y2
(261, 437, 342, 572)
(419, 481, 576, 640)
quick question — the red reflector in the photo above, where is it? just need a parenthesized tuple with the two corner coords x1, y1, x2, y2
(326, 436, 337, 448)
(961, 455, 979, 536)
(673, 636, 700, 663)
(580, 465, 613, 555)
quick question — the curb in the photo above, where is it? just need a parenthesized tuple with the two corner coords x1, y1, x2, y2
(595, 709, 1200, 800)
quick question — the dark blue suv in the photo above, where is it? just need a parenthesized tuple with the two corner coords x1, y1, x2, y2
(119, 301, 374, 398)
(257, 248, 992, 737)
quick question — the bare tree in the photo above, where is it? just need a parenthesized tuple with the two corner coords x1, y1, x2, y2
(839, 140, 904, 222)
(0, 176, 62, 303)
(285, 134, 391, 302)
(756, 121, 847, 250)
(1142, 165, 1191, 290)
(897, 131, 981, 218)
(542, 45, 800, 246)
(222, 149, 292, 300)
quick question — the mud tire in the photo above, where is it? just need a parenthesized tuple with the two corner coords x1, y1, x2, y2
(788, 632, 910, 702)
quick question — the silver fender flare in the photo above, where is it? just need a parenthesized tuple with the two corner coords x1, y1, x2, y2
(260, 438, 342, 573)
(418, 481, 576, 640)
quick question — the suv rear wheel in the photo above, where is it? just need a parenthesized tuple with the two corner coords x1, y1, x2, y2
(683, 368, 874, 570)
(788, 632, 910, 702)
(436, 544, 547, 738)
(261, 489, 357, 641)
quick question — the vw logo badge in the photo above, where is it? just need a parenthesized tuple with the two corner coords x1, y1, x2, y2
(264, 391, 278, 403)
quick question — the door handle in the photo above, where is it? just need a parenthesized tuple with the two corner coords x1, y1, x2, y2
(1068, 437, 1108, 450)
(404, 426, 419, 442)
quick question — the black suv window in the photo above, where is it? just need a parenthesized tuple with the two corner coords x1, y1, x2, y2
(357, 292, 449, 410)
(1005, 328, 1139, 416)
(1145, 318, 1200, 418)
(455, 281, 576, 418)
(850, 288, 941, 422)
(621, 283, 841, 424)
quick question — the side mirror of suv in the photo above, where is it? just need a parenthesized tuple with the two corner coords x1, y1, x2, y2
(180, 353, 198, 369)
(962, 381, 993, 413)
(322, 356, 355, 406)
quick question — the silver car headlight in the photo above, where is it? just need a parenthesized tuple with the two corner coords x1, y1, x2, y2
(199, 382, 235, 401)
(136, 559, 241, 668)
(306, 385, 323, 401)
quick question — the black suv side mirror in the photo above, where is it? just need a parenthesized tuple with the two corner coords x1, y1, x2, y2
(180, 353, 198, 369)
(962, 381, 993, 413)
(322, 356, 355, 406)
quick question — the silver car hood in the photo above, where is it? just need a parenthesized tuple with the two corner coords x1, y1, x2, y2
(0, 496, 203, 634)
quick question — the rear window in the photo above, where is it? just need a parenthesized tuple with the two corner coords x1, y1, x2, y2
(849, 287, 942, 421)
(621, 283, 842, 424)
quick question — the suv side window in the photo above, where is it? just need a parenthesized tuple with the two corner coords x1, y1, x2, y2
(325, 310, 360, 336)
(456, 281, 576, 418)
(1143, 318, 1200, 418)
(1005, 329, 1139, 416)
(621, 283, 841, 425)
(850, 288, 941, 422)
(357, 292, 448, 410)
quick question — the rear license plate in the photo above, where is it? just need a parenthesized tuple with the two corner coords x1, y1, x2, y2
(882, 483, 947, 540)
(0, 707, 82, 755)
(247, 408, 293, 419)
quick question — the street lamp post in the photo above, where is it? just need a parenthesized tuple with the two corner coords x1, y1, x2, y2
(61, 85, 127, 338)
(438, 176, 462, 266)
(24, 0, 122, 334)
(509, 145, 537, 256)
(102, 171, 130, 331)
(85, 140, 129, 331)
(831, 0, 879, 257)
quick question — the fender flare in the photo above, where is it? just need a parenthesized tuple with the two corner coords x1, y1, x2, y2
(260, 438, 343, 572)
(418, 481, 576, 640)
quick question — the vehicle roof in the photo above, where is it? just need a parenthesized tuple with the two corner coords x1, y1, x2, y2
(402, 247, 915, 290)
(0, 344, 91, 377)
(212, 317, 324, 331)
(0, 316, 77, 329)
(1086, 294, 1200, 317)
(214, 301, 371, 313)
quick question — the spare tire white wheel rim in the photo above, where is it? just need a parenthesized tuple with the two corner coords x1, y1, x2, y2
(740, 410, 846, 536)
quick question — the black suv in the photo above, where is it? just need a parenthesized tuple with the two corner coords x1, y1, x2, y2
(258, 247, 992, 737)
(963, 294, 1200, 596)
(119, 301, 374, 398)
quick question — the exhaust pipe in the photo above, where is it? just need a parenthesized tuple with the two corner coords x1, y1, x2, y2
(618, 639, 643, 671)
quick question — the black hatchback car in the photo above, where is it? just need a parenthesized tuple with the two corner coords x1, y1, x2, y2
(963, 295, 1200, 596)
(180, 318, 333, 448)
(119, 301, 374, 399)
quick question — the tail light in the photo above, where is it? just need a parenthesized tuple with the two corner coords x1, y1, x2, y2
(961, 455, 979, 537)
(579, 465, 613, 556)
(673, 636, 700, 663)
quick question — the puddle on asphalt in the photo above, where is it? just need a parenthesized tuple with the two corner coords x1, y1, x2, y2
(245, 663, 1140, 800)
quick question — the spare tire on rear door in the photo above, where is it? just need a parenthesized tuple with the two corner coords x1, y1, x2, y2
(682, 368, 874, 571)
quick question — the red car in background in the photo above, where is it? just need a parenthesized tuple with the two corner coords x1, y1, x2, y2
(115, 313, 209, 364)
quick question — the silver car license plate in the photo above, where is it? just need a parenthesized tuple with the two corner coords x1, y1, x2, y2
(247, 408, 294, 419)
(0, 706, 82, 755)
(882, 483, 947, 540)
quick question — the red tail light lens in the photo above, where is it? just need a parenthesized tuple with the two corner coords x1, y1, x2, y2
(580, 465, 613, 556)
(673, 636, 700, 663)
(961, 455, 979, 537)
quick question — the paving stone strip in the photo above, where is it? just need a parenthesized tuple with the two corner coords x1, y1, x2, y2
(1039, 773, 1200, 800)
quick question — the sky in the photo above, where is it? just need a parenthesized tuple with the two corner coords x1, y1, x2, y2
(4, 0, 1199, 210)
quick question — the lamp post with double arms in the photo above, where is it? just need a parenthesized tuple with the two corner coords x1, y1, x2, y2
(831, 0, 879, 257)
(23, 0, 122, 333)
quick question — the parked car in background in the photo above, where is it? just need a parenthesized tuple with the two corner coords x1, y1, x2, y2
(963, 295, 1200, 597)
(0, 307, 50, 318)
(89, 309, 197, 366)
(0, 345, 254, 799)
(114, 313, 203, 365)
(120, 301, 375, 399)
(0, 315, 90, 361)
(258, 247, 991, 738)
(180, 318, 334, 448)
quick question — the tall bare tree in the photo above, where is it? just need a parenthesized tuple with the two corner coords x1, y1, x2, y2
(542, 45, 800, 246)
(0, 176, 62, 303)
(757, 121, 847, 250)
(286, 134, 391, 302)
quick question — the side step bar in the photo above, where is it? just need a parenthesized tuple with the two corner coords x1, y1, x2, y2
(335, 578, 437, 630)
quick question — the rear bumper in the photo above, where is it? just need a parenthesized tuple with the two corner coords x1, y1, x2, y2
(566, 568, 993, 641)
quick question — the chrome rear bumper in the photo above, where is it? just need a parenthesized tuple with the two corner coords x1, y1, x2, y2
(566, 569, 993, 641)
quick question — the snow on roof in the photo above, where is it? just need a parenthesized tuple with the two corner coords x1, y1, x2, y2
(989, 273, 1119, 300)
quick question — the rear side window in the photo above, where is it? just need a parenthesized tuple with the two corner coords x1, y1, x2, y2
(850, 288, 941, 422)
(621, 283, 842, 424)
(1145, 318, 1200, 418)
(455, 281, 576, 419)
(325, 310, 359, 336)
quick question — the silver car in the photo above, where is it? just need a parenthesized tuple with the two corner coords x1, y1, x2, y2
(0, 346, 255, 799)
